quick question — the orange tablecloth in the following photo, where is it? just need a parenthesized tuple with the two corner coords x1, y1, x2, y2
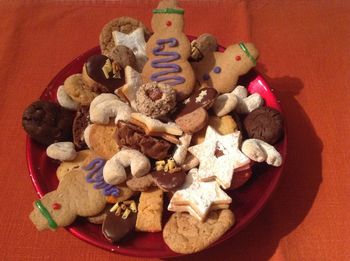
(0, 1, 349, 260)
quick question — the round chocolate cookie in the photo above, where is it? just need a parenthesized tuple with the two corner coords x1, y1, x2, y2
(72, 105, 90, 149)
(243, 106, 284, 145)
(83, 54, 125, 93)
(22, 100, 74, 146)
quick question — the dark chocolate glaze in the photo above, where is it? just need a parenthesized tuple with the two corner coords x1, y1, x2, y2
(151, 169, 186, 191)
(102, 210, 137, 243)
(85, 54, 125, 92)
(175, 87, 218, 118)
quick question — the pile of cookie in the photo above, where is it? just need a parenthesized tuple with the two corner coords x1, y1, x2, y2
(22, 0, 284, 255)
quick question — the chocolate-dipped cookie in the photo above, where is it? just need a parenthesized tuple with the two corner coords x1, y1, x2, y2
(243, 106, 284, 145)
(82, 54, 125, 93)
(72, 105, 90, 149)
(151, 168, 186, 192)
(102, 201, 137, 243)
(22, 100, 74, 146)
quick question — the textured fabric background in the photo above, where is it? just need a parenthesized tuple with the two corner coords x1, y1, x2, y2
(0, 0, 349, 260)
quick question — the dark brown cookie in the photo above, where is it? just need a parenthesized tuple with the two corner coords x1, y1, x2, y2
(108, 45, 137, 70)
(22, 100, 74, 146)
(243, 106, 284, 145)
(72, 106, 90, 149)
(82, 54, 125, 93)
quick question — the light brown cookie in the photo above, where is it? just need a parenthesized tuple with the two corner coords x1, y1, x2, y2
(175, 107, 208, 134)
(56, 149, 97, 181)
(135, 188, 163, 232)
(163, 209, 235, 254)
(99, 16, 152, 57)
(108, 45, 138, 70)
(29, 169, 106, 231)
(192, 115, 238, 145)
(88, 123, 120, 160)
(63, 74, 100, 106)
(191, 42, 259, 94)
(126, 174, 155, 192)
(141, 0, 195, 101)
(105, 183, 136, 204)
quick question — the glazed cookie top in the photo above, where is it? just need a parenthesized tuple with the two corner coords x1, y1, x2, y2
(85, 55, 125, 92)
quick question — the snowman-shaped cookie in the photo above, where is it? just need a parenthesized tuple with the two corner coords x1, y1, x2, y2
(142, 0, 195, 101)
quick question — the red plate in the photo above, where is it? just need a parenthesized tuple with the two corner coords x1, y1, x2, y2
(26, 40, 287, 258)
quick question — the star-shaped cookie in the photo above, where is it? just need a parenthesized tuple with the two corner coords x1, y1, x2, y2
(188, 126, 250, 189)
(115, 65, 142, 110)
(168, 169, 231, 221)
(112, 27, 147, 70)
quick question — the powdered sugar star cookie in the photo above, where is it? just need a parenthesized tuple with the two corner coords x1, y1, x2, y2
(115, 65, 142, 110)
(168, 169, 231, 221)
(113, 28, 147, 70)
(188, 126, 250, 189)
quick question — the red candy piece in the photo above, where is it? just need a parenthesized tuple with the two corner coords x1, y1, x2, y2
(235, 55, 241, 61)
(52, 203, 61, 210)
(166, 20, 172, 26)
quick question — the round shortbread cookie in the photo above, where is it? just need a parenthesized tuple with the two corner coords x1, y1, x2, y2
(99, 16, 152, 57)
(88, 123, 120, 160)
(163, 209, 235, 254)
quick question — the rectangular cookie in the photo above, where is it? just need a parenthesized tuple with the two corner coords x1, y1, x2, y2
(136, 188, 163, 232)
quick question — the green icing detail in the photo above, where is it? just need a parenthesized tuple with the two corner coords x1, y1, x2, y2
(35, 200, 58, 229)
(239, 42, 257, 65)
(153, 8, 184, 14)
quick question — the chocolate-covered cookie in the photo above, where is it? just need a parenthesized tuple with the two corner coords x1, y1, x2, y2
(243, 106, 284, 145)
(83, 54, 125, 93)
(102, 202, 137, 243)
(116, 121, 173, 160)
(151, 168, 186, 192)
(72, 106, 90, 149)
(22, 100, 74, 146)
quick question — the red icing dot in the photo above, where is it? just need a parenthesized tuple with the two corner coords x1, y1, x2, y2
(235, 55, 241, 61)
(166, 20, 172, 26)
(52, 203, 61, 210)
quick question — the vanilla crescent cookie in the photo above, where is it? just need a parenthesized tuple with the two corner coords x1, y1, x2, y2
(57, 85, 79, 111)
(89, 93, 131, 124)
(103, 149, 151, 185)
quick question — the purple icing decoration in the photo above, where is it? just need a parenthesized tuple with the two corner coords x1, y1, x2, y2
(202, 73, 210, 81)
(213, 66, 221, 73)
(151, 38, 185, 85)
(84, 158, 119, 197)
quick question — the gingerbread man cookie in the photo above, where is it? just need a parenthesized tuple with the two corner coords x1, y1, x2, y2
(191, 42, 259, 93)
(141, 0, 195, 101)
